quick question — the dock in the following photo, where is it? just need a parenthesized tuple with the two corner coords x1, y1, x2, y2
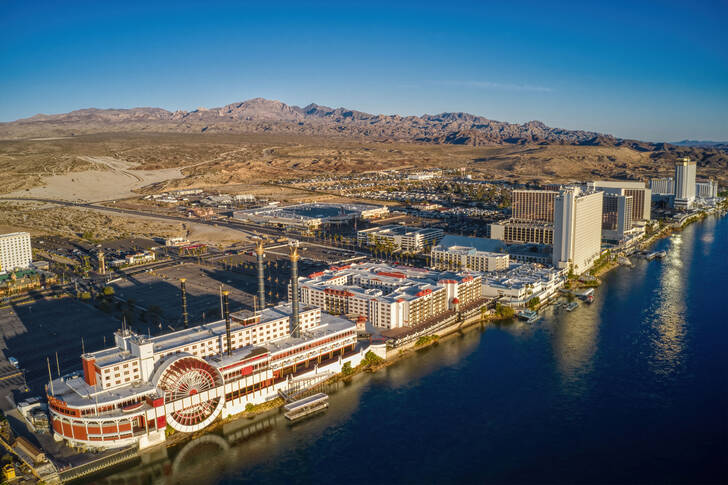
(283, 393, 329, 421)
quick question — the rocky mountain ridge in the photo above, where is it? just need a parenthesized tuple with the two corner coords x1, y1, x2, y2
(2, 99, 726, 171)
(0, 97, 646, 146)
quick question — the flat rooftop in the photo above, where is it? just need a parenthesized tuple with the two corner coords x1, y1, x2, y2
(435, 234, 506, 253)
(360, 225, 441, 236)
(237, 202, 385, 221)
(88, 303, 319, 366)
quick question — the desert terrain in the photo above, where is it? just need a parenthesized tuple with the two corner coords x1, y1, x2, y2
(1, 132, 725, 202)
(1, 99, 725, 244)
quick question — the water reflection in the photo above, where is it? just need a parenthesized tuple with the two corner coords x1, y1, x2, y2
(700, 216, 716, 256)
(649, 232, 689, 377)
(549, 294, 603, 389)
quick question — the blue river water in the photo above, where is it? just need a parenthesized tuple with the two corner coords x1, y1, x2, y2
(100, 214, 728, 484)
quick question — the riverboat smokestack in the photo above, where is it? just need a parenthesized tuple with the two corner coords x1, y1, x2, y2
(223, 291, 232, 356)
(255, 238, 265, 311)
(180, 278, 189, 329)
(289, 240, 301, 338)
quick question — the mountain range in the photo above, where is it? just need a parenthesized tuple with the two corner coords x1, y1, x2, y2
(1, 98, 726, 180)
(0, 97, 716, 151)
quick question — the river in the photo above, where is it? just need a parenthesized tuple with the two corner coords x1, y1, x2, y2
(98, 214, 728, 484)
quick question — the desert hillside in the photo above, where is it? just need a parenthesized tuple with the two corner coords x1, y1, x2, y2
(0, 99, 725, 196)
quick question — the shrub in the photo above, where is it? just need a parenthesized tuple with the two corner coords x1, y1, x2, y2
(414, 335, 439, 347)
(341, 362, 354, 376)
(102, 286, 114, 296)
(79, 291, 91, 300)
(527, 296, 540, 310)
(363, 350, 385, 365)
(495, 303, 514, 318)
(245, 403, 255, 412)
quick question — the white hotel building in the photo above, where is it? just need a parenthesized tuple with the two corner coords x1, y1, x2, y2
(357, 225, 444, 252)
(431, 235, 509, 272)
(553, 188, 604, 275)
(292, 263, 482, 329)
(481, 264, 567, 308)
(0, 232, 32, 272)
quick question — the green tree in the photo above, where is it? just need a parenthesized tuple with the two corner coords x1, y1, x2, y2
(363, 351, 384, 366)
(102, 286, 114, 296)
(527, 296, 540, 310)
(79, 291, 91, 300)
(495, 303, 514, 318)
(341, 362, 354, 376)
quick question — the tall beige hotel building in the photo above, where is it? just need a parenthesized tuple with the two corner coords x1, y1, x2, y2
(553, 188, 604, 274)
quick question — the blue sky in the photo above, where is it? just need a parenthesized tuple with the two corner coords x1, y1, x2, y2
(1, 0, 726, 141)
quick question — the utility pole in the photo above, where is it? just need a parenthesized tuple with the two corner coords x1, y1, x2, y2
(55, 352, 60, 377)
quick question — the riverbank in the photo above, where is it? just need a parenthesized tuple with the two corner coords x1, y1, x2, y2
(98, 208, 728, 485)
(63, 208, 728, 481)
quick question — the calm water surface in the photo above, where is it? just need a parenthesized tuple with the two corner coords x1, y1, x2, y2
(101, 214, 728, 484)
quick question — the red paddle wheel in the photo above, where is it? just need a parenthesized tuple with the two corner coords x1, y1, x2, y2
(156, 356, 225, 432)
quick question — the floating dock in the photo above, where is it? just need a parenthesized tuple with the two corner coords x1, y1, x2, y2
(283, 393, 329, 421)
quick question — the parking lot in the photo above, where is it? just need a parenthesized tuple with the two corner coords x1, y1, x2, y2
(111, 262, 270, 326)
(0, 296, 121, 405)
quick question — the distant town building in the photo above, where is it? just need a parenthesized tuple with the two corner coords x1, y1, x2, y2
(357, 225, 443, 252)
(0, 232, 32, 272)
(588, 181, 651, 221)
(553, 188, 604, 274)
(489, 189, 559, 245)
(511, 190, 558, 223)
(292, 262, 481, 329)
(695, 180, 718, 199)
(489, 220, 554, 245)
(112, 251, 156, 267)
(407, 171, 440, 181)
(650, 177, 674, 196)
(188, 207, 215, 218)
(235, 203, 388, 230)
(165, 237, 190, 247)
(431, 235, 509, 272)
(169, 188, 203, 196)
(234, 194, 256, 203)
(602, 191, 633, 241)
(201, 194, 234, 206)
(674, 158, 697, 210)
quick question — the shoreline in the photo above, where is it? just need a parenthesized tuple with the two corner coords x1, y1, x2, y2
(58, 206, 728, 481)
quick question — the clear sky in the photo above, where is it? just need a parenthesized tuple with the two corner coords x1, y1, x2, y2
(1, 0, 726, 141)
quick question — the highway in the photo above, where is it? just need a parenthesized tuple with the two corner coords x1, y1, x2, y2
(0, 196, 367, 256)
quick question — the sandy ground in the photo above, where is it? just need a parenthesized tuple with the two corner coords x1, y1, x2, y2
(184, 222, 253, 247)
(0, 199, 253, 246)
(6, 156, 183, 202)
